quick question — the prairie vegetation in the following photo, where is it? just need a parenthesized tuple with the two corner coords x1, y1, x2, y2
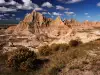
(1, 39, 100, 75)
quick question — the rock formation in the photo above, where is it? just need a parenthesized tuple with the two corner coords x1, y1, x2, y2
(5, 10, 100, 47)
(5, 26, 16, 34)
(8, 10, 70, 38)
(6, 10, 100, 35)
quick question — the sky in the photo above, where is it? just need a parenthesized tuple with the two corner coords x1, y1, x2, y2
(0, 0, 100, 23)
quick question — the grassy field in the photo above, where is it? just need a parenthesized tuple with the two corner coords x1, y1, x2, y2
(0, 39, 100, 75)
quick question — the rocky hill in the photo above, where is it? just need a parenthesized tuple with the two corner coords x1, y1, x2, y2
(6, 11, 100, 35)
(7, 11, 70, 37)
(5, 11, 100, 48)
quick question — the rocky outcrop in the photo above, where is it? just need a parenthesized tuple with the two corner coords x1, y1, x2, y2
(12, 11, 54, 35)
(5, 26, 16, 34)
(6, 10, 100, 36)
(51, 16, 64, 26)
(5, 11, 100, 48)
(11, 11, 70, 38)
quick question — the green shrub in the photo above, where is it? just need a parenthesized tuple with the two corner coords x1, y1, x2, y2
(69, 39, 82, 47)
(50, 43, 69, 52)
(49, 66, 61, 75)
(38, 45, 52, 56)
(7, 47, 37, 71)
(69, 49, 87, 59)
(39, 43, 69, 56)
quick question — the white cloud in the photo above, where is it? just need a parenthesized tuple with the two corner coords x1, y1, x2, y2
(17, 0, 39, 10)
(57, 0, 83, 4)
(42, 2, 53, 8)
(56, 5, 64, 10)
(16, 18, 20, 20)
(42, 12, 47, 15)
(48, 12, 51, 15)
(4, 14, 9, 16)
(56, 5, 70, 11)
(12, 14, 15, 16)
(0, 7, 16, 12)
(42, 12, 51, 15)
(66, 0, 83, 3)
(87, 16, 91, 18)
(0, 0, 43, 11)
(0, 14, 4, 17)
(65, 8, 70, 11)
(97, 2, 100, 6)
(85, 13, 88, 15)
(52, 12, 62, 16)
(22, 0, 38, 8)
(7, 0, 17, 5)
(65, 11, 75, 16)
(34, 8, 43, 11)
(6, 0, 37, 10)
(0, 0, 5, 4)
(51, 16, 54, 18)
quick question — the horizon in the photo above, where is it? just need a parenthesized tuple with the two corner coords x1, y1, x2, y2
(0, 0, 100, 23)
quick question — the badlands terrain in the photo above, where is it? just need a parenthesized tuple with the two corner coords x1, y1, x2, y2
(1, 11, 100, 75)
(4, 10, 100, 49)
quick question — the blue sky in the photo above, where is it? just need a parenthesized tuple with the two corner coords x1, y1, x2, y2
(0, 0, 100, 22)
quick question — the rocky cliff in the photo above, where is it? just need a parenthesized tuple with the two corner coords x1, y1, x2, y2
(5, 11, 100, 47)
(6, 11, 100, 35)
(9, 11, 70, 38)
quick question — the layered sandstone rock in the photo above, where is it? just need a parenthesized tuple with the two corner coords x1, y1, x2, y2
(23, 10, 44, 24)
(5, 11, 100, 48)
(11, 11, 70, 38)
(49, 16, 70, 37)
(51, 16, 64, 26)
(6, 10, 100, 36)
(12, 11, 54, 35)
(5, 26, 16, 34)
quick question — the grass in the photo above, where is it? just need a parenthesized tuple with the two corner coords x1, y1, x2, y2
(38, 45, 52, 56)
(1, 39, 100, 75)
(7, 47, 37, 71)
(38, 43, 69, 56)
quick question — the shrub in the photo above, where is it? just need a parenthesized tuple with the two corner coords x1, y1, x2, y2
(50, 43, 69, 52)
(20, 61, 29, 71)
(7, 47, 37, 71)
(38, 43, 69, 56)
(38, 45, 52, 56)
(38, 45, 53, 56)
(49, 66, 61, 75)
(69, 39, 82, 47)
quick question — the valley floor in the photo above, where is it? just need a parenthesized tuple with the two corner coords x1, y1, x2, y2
(0, 28, 100, 75)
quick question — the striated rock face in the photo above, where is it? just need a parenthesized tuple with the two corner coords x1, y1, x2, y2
(7, 10, 100, 36)
(51, 16, 64, 26)
(5, 10, 100, 48)
(23, 10, 44, 23)
(5, 11, 70, 47)
(82, 20, 100, 27)
(12, 11, 55, 35)
(5, 26, 16, 34)
(11, 11, 70, 37)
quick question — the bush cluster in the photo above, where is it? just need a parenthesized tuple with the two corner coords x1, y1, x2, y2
(38, 43, 69, 56)
(38, 45, 52, 56)
(69, 39, 82, 47)
(38, 39, 83, 56)
(7, 47, 37, 71)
